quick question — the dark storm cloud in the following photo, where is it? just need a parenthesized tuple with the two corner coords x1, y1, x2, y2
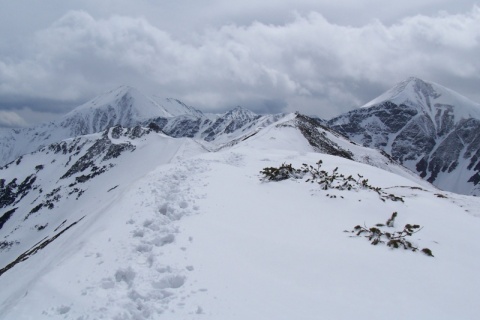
(1, 1, 480, 127)
(0, 96, 80, 127)
(0, 96, 79, 114)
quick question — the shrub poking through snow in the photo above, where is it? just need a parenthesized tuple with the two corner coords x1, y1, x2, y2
(385, 211, 397, 227)
(346, 212, 434, 257)
(259, 163, 305, 181)
(260, 160, 404, 202)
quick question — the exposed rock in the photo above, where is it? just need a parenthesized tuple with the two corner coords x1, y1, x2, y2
(328, 77, 480, 195)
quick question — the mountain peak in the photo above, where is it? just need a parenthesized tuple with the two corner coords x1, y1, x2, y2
(223, 106, 258, 121)
(60, 86, 166, 135)
(362, 77, 480, 120)
(73, 85, 149, 112)
(404, 76, 427, 84)
(399, 76, 440, 99)
(151, 97, 205, 118)
(328, 76, 480, 195)
(363, 77, 436, 109)
(109, 84, 136, 94)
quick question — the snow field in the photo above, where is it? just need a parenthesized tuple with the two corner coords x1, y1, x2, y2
(175, 148, 480, 320)
(1, 157, 209, 319)
(1, 128, 480, 319)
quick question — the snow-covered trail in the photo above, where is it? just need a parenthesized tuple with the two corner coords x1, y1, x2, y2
(173, 148, 480, 320)
(1, 136, 480, 319)
(0, 137, 207, 319)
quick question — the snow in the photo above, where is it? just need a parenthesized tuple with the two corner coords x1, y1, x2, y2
(151, 97, 205, 118)
(0, 86, 281, 167)
(330, 77, 480, 196)
(363, 77, 480, 122)
(69, 85, 169, 120)
(1, 122, 480, 319)
(0, 86, 210, 166)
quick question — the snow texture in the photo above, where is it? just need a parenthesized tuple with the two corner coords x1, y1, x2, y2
(1, 78, 480, 319)
(1, 114, 480, 319)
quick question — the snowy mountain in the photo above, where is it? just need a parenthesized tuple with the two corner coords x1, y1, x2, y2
(1, 113, 480, 319)
(151, 96, 206, 118)
(60, 86, 174, 135)
(144, 105, 286, 148)
(0, 87, 280, 166)
(328, 77, 480, 195)
(0, 86, 174, 166)
(0, 125, 200, 273)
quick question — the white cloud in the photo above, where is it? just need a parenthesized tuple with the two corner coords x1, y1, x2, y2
(0, 111, 28, 128)
(1, 6, 480, 119)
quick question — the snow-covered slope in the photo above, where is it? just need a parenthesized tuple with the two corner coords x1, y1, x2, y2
(147, 105, 286, 146)
(273, 113, 430, 186)
(363, 77, 480, 120)
(328, 77, 480, 195)
(60, 86, 173, 135)
(0, 86, 177, 166)
(151, 96, 206, 118)
(1, 118, 479, 319)
(0, 125, 206, 277)
(0, 87, 283, 167)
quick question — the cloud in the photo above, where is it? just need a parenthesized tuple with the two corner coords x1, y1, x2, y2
(1, 6, 480, 121)
(0, 111, 28, 128)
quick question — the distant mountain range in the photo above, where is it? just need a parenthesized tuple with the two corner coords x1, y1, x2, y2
(2, 77, 480, 196)
(0, 86, 283, 166)
(1, 77, 480, 319)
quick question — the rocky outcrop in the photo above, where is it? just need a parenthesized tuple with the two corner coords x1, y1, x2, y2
(328, 77, 480, 195)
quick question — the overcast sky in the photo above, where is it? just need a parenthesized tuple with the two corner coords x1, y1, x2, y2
(1, 0, 479, 127)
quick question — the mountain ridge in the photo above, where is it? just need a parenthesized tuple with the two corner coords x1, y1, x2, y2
(2, 78, 480, 196)
(328, 77, 480, 195)
(1, 109, 480, 319)
(1, 78, 480, 319)
(0, 86, 275, 166)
